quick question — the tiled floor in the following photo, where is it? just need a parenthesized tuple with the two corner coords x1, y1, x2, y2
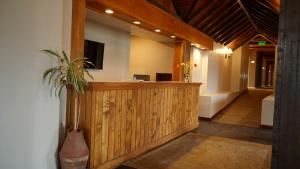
(213, 89, 273, 127)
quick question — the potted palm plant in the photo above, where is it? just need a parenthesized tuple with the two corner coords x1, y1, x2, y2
(42, 49, 93, 169)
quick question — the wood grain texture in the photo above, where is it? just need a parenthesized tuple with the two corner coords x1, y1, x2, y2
(67, 82, 201, 169)
(86, 0, 213, 50)
(70, 0, 86, 60)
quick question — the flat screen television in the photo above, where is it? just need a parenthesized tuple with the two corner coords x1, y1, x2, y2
(156, 73, 172, 81)
(84, 39, 104, 69)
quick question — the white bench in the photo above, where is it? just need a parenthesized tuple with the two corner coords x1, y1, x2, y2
(261, 95, 274, 127)
(198, 91, 242, 119)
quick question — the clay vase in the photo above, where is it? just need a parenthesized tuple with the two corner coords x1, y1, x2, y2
(59, 130, 89, 169)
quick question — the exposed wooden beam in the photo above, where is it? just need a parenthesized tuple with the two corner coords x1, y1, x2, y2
(70, 0, 86, 60)
(196, 1, 236, 30)
(188, 1, 215, 25)
(250, 13, 278, 29)
(87, 0, 214, 49)
(243, 3, 279, 25)
(243, 0, 278, 20)
(238, 0, 259, 32)
(199, 3, 239, 30)
(227, 33, 256, 50)
(219, 23, 252, 43)
(226, 30, 256, 49)
(224, 28, 254, 45)
(205, 8, 241, 34)
(184, 0, 199, 21)
(253, 0, 279, 14)
(212, 16, 248, 39)
(259, 33, 278, 44)
(217, 21, 251, 42)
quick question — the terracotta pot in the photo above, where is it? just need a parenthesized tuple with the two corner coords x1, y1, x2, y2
(59, 130, 89, 169)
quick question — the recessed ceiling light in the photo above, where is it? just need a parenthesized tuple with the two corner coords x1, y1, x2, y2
(170, 35, 176, 38)
(201, 47, 206, 50)
(133, 21, 141, 25)
(105, 9, 114, 14)
(154, 29, 161, 33)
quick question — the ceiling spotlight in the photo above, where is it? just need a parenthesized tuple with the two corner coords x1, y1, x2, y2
(201, 47, 206, 50)
(105, 9, 114, 14)
(154, 29, 161, 33)
(133, 21, 141, 25)
(170, 35, 176, 38)
(251, 60, 255, 64)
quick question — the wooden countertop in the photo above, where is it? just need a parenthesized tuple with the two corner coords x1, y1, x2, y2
(88, 81, 202, 90)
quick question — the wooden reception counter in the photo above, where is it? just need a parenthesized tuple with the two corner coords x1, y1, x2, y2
(67, 81, 201, 169)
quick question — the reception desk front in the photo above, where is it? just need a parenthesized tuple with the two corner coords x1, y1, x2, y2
(67, 81, 201, 169)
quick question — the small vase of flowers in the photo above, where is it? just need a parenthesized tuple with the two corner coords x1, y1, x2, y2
(181, 62, 190, 82)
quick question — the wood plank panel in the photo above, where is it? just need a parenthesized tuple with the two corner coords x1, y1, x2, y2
(67, 82, 201, 169)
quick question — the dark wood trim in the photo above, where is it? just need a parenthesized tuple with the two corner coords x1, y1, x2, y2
(206, 8, 242, 35)
(196, 1, 236, 29)
(184, 0, 199, 21)
(260, 125, 273, 129)
(188, 1, 214, 24)
(212, 15, 248, 39)
(238, 0, 259, 32)
(198, 117, 211, 121)
(272, 0, 300, 168)
(219, 24, 252, 44)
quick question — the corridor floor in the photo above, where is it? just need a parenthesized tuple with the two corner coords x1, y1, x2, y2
(213, 88, 273, 127)
(119, 89, 273, 169)
(121, 121, 272, 169)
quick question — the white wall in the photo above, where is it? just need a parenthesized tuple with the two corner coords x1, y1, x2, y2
(129, 36, 173, 81)
(85, 19, 131, 81)
(0, 0, 69, 168)
(248, 51, 257, 88)
(231, 44, 250, 92)
(196, 43, 250, 118)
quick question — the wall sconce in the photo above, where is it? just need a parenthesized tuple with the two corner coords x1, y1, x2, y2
(216, 47, 233, 59)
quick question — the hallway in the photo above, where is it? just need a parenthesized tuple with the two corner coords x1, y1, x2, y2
(121, 89, 273, 169)
(213, 89, 273, 127)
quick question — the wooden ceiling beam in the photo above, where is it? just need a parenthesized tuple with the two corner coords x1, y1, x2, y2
(227, 31, 257, 49)
(199, 3, 239, 30)
(238, 0, 259, 32)
(259, 33, 278, 44)
(87, 0, 214, 49)
(252, 18, 278, 32)
(219, 23, 252, 43)
(243, 3, 278, 25)
(195, 1, 236, 30)
(243, 0, 278, 18)
(225, 29, 255, 46)
(206, 8, 242, 35)
(253, 0, 279, 14)
(184, 0, 199, 21)
(223, 28, 254, 45)
(187, 1, 215, 25)
(216, 20, 252, 42)
(212, 16, 248, 39)
(232, 33, 257, 49)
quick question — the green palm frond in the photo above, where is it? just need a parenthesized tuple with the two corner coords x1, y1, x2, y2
(42, 49, 93, 97)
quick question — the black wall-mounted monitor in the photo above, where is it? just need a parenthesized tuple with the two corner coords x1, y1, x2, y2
(84, 39, 104, 69)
